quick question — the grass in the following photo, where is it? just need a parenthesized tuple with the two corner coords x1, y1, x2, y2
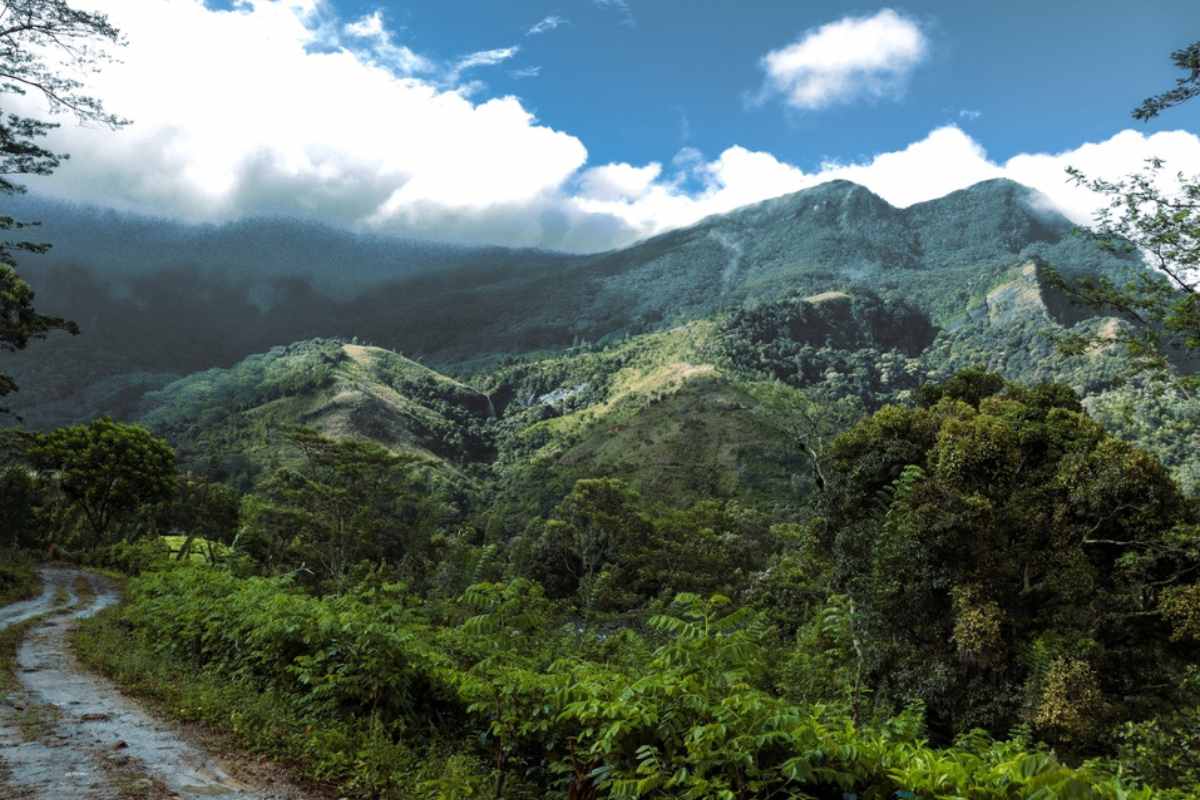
(2, 575, 76, 723)
(0, 604, 64, 752)
(72, 574, 96, 605)
(71, 607, 351, 797)
(0, 556, 41, 605)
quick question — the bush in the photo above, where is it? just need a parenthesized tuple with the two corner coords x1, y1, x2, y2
(89, 566, 1175, 800)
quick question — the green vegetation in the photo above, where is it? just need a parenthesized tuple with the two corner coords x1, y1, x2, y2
(30, 417, 176, 548)
(77, 564, 1186, 800)
(140, 338, 493, 489)
(0, 17, 1196, 800)
(817, 372, 1199, 744)
(2, 175, 1142, 430)
(3, 44, 1198, 797)
(1133, 40, 1200, 121)
(6, 203, 1199, 796)
(6, 367, 1182, 799)
(1047, 44, 1199, 397)
(0, 550, 39, 604)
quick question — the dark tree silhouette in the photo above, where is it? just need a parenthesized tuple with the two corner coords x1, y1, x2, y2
(1, 0, 127, 413)
(1133, 41, 1200, 121)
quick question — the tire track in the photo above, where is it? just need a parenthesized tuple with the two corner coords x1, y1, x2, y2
(2, 567, 313, 800)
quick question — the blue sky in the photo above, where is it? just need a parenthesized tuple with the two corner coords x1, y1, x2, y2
(22, 0, 1200, 252)
(323, 0, 1200, 170)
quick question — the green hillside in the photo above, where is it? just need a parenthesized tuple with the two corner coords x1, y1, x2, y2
(139, 338, 494, 488)
(11, 179, 1200, 800)
(1, 178, 1144, 429)
(131, 243, 1199, 510)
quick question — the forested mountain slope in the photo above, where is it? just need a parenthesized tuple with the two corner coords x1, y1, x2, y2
(4, 178, 1141, 429)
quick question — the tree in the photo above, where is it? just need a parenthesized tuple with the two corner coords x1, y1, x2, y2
(0, 464, 38, 548)
(240, 429, 435, 591)
(1, 1, 127, 412)
(30, 417, 175, 547)
(1133, 40, 1200, 121)
(745, 381, 865, 492)
(1046, 41, 1199, 394)
(1047, 162, 1200, 394)
(817, 372, 1200, 746)
(160, 473, 241, 563)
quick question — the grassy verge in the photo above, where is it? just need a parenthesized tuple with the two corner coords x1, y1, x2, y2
(0, 555, 40, 605)
(72, 606, 372, 798)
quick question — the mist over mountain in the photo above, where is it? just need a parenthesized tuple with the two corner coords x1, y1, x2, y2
(5, 178, 1138, 430)
(7, 194, 576, 295)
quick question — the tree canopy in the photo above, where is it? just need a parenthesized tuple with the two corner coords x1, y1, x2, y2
(816, 372, 1200, 744)
(30, 417, 175, 546)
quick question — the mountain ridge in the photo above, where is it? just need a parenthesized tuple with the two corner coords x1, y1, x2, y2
(4, 177, 1141, 429)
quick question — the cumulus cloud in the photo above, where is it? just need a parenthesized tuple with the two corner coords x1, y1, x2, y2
(527, 15, 567, 36)
(578, 162, 663, 201)
(569, 127, 1200, 246)
(17, 0, 1200, 255)
(18, 0, 589, 248)
(758, 9, 927, 110)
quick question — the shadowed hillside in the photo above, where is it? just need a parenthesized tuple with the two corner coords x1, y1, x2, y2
(4, 178, 1142, 429)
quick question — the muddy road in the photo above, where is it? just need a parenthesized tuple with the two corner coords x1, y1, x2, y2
(0, 567, 314, 800)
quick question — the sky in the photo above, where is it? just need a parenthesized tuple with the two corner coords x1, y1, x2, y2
(16, 0, 1200, 253)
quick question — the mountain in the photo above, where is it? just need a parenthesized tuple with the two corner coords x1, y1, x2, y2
(346, 178, 1127, 364)
(1, 178, 1148, 435)
(6, 194, 573, 293)
(131, 256, 1200, 510)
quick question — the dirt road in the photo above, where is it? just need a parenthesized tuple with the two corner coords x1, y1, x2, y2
(0, 567, 313, 800)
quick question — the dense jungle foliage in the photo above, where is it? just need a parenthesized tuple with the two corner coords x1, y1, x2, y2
(3, 7, 1198, 798)
(3, 367, 1198, 799)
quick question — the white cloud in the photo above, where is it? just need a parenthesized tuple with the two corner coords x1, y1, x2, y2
(959, 108, 982, 120)
(452, 46, 520, 74)
(759, 9, 927, 110)
(340, 8, 433, 74)
(578, 162, 662, 201)
(343, 10, 384, 39)
(569, 127, 1200, 246)
(446, 46, 521, 87)
(527, 15, 567, 36)
(1003, 129, 1200, 223)
(18, 0, 586, 248)
(17, 1, 1200, 256)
